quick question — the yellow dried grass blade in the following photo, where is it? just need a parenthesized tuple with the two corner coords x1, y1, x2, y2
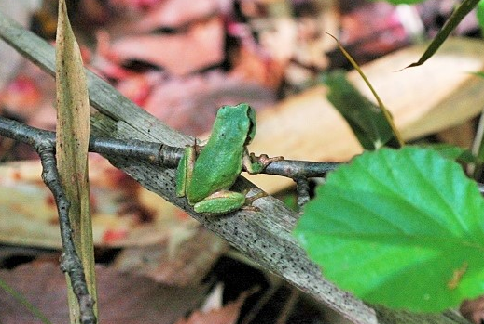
(55, 0, 97, 322)
(327, 33, 405, 148)
(0, 278, 52, 324)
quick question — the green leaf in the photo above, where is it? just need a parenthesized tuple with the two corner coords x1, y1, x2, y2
(406, 0, 480, 68)
(473, 71, 484, 79)
(325, 71, 401, 149)
(477, 0, 484, 33)
(294, 147, 484, 312)
(422, 144, 476, 163)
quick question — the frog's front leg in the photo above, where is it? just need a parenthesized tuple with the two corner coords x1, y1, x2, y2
(175, 146, 196, 198)
(243, 149, 284, 174)
(194, 190, 246, 215)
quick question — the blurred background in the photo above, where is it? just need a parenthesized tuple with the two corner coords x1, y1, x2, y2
(0, 1, 483, 323)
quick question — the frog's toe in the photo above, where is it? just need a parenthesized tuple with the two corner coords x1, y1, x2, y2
(250, 153, 284, 166)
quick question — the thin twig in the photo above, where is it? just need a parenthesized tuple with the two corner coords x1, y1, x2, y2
(0, 114, 96, 322)
(294, 177, 311, 211)
(264, 160, 338, 178)
(0, 116, 339, 178)
(3, 115, 484, 197)
(37, 145, 96, 324)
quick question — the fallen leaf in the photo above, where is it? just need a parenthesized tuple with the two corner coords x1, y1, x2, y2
(0, 160, 198, 249)
(99, 17, 225, 76)
(0, 263, 208, 324)
(114, 227, 228, 286)
(143, 72, 275, 135)
(122, 0, 227, 32)
(461, 296, 484, 324)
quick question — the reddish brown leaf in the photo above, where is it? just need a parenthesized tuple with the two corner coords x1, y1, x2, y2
(126, 0, 224, 32)
(0, 263, 208, 323)
(114, 227, 228, 286)
(461, 296, 484, 324)
(142, 72, 275, 135)
(99, 17, 224, 76)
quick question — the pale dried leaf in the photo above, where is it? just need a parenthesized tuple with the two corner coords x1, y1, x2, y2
(55, 0, 95, 314)
(0, 160, 197, 249)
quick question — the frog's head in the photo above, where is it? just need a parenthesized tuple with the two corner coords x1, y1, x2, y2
(216, 103, 256, 145)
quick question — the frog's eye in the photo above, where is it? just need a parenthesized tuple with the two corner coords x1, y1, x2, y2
(246, 120, 256, 146)
(245, 107, 256, 143)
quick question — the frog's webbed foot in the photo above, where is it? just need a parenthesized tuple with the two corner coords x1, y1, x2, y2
(245, 189, 268, 203)
(240, 189, 268, 213)
(243, 150, 283, 174)
(250, 153, 284, 167)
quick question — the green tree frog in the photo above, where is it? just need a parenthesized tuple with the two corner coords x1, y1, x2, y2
(176, 103, 280, 215)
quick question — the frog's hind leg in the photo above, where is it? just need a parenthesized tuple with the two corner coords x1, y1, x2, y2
(193, 190, 246, 215)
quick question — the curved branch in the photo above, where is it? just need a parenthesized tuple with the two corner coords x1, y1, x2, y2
(38, 146, 96, 324)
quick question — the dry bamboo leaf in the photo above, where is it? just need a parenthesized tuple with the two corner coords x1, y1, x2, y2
(55, 0, 96, 319)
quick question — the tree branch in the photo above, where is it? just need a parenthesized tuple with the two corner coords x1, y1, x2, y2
(38, 146, 95, 324)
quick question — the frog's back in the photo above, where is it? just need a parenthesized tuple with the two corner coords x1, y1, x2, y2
(187, 105, 251, 202)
